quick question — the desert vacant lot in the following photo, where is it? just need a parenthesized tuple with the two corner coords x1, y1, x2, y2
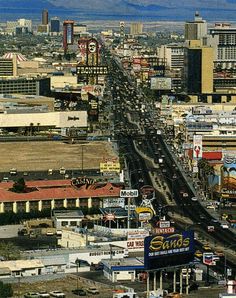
(0, 141, 117, 171)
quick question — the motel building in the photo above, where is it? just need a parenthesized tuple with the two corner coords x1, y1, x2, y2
(0, 180, 123, 213)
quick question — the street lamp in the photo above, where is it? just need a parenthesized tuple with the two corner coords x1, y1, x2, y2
(74, 258, 80, 291)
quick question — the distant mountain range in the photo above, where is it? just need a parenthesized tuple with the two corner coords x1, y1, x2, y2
(1, 0, 236, 21)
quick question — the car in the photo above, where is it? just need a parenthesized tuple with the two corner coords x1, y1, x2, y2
(24, 293, 40, 298)
(194, 250, 203, 258)
(220, 223, 229, 229)
(2, 177, 9, 182)
(214, 250, 224, 257)
(206, 204, 216, 210)
(191, 197, 198, 201)
(49, 291, 65, 297)
(37, 292, 50, 298)
(203, 244, 211, 251)
(207, 225, 215, 232)
(72, 289, 87, 296)
(87, 287, 99, 295)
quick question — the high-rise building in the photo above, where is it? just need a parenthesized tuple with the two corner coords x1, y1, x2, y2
(18, 19, 32, 32)
(42, 9, 48, 25)
(185, 12, 207, 41)
(0, 56, 18, 77)
(73, 23, 87, 36)
(50, 17, 60, 34)
(63, 20, 74, 52)
(6, 19, 32, 35)
(159, 44, 185, 70)
(37, 24, 49, 34)
(209, 23, 236, 69)
(120, 21, 125, 50)
(130, 22, 143, 35)
(184, 41, 213, 94)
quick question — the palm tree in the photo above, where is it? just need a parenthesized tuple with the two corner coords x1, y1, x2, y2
(198, 158, 215, 197)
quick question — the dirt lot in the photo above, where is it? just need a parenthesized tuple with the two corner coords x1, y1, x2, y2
(11, 274, 226, 298)
(0, 141, 117, 172)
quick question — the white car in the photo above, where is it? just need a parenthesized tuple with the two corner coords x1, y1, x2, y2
(206, 204, 215, 210)
(220, 223, 229, 229)
(49, 291, 65, 298)
(191, 197, 198, 201)
(87, 287, 99, 295)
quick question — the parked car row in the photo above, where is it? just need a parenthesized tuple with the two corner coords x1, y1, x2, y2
(24, 287, 100, 298)
(24, 290, 65, 298)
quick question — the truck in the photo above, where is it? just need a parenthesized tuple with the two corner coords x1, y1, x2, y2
(219, 294, 236, 297)
(113, 293, 137, 298)
(48, 169, 53, 175)
(9, 168, 17, 175)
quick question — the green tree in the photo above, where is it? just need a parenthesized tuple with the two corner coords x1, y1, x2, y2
(0, 281, 13, 298)
(0, 242, 20, 260)
(12, 178, 26, 193)
(198, 158, 215, 198)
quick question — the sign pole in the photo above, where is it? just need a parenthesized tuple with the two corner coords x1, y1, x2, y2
(160, 270, 163, 290)
(206, 264, 210, 286)
(180, 271, 183, 294)
(153, 271, 157, 292)
(146, 272, 150, 298)
(173, 269, 176, 292)
(186, 268, 189, 295)
(127, 197, 130, 229)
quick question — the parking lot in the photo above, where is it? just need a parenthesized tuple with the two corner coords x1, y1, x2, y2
(12, 274, 113, 298)
(0, 141, 117, 172)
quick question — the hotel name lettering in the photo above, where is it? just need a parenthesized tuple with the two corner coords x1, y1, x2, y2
(148, 234, 191, 257)
(77, 66, 108, 75)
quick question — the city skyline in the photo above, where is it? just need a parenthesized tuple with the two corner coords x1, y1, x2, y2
(1, 0, 236, 22)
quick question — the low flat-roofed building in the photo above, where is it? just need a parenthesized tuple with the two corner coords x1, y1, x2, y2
(103, 257, 144, 282)
(0, 110, 87, 129)
(0, 76, 50, 96)
(53, 209, 84, 229)
(58, 228, 96, 248)
(0, 259, 44, 278)
(0, 94, 54, 111)
(23, 245, 127, 267)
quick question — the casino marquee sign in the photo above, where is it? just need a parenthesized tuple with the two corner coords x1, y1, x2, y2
(144, 231, 195, 270)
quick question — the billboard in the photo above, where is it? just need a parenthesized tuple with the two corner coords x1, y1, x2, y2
(151, 77, 172, 90)
(135, 207, 154, 222)
(144, 231, 195, 270)
(220, 155, 236, 197)
(127, 230, 149, 251)
(103, 198, 125, 208)
(193, 135, 203, 160)
(100, 162, 120, 173)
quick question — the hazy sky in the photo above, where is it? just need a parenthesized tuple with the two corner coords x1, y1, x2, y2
(1, 0, 236, 21)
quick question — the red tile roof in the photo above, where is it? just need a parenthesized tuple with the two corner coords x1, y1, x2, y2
(0, 180, 123, 202)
